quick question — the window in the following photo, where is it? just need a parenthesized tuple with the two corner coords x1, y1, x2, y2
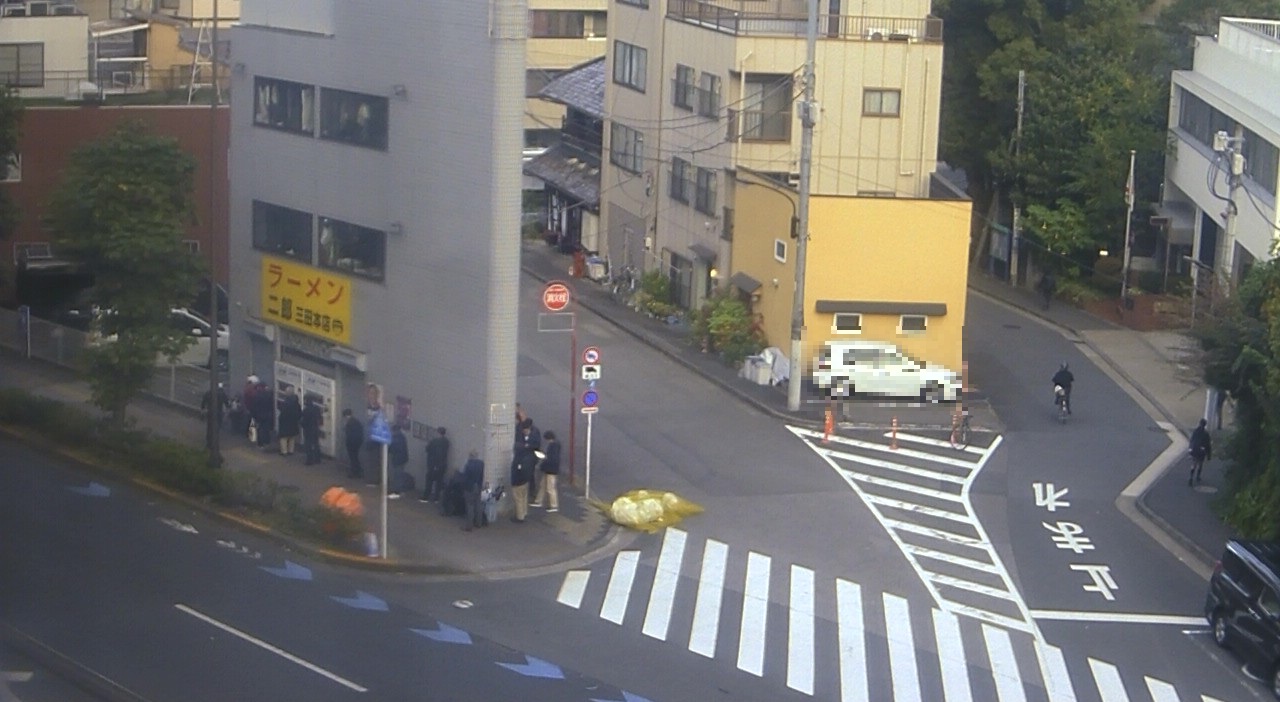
(618, 0, 648, 7)
(1179, 88, 1280, 196)
(13, 241, 51, 264)
(863, 89, 901, 117)
(609, 122, 644, 173)
(319, 217, 386, 281)
(1, 153, 19, 182)
(0, 43, 44, 88)
(613, 41, 647, 92)
(670, 157, 691, 202)
(529, 10, 586, 38)
(253, 77, 315, 135)
(739, 75, 792, 141)
(695, 167, 717, 215)
(774, 239, 787, 263)
(320, 88, 389, 150)
(698, 73, 721, 118)
(899, 314, 927, 333)
(252, 200, 313, 262)
(833, 313, 862, 334)
(673, 64, 695, 110)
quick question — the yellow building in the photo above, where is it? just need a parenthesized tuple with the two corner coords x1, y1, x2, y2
(730, 169, 970, 373)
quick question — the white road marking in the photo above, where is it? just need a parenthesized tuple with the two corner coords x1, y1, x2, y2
(836, 579, 868, 702)
(812, 429, 981, 469)
(787, 565, 815, 694)
(556, 570, 590, 609)
(883, 519, 985, 547)
(982, 624, 1027, 702)
(688, 539, 728, 658)
(885, 430, 989, 455)
(1145, 676, 1179, 702)
(1088, 657, 1131, 702)
(931, 609, 973, 702)
(1034, 641, 1079, 702)
(1, 671, 33, 683)
(1030, 610, 1207, 626)
(929, 573, 1023, 602)
(904, 543, 1000, 574)
(862, 494, 970, 523)
(820, 448, 969, 484)
(642, 528, 687, 641)
(736, 552, 771, 677)
(1202, 696, 1227, 702)
(600, 550, 640, 625)
(837, 469, 965, 502)
(175, 604, 367, 692)
(883, 593, 922, 702)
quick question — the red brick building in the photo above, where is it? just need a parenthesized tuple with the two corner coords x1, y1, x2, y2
(3, 104, 230, 284)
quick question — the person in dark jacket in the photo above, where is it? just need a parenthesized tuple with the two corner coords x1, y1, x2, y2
(201, 383, 229, 428)
(420, 427, 450, 503)
(461, 451, 485, 531)
(1189, 418, 1213, 486)
(342, 409, 364, 479)
(250, 381, 274, 447)
(277, 385, 302, 456)
(388, 423, 409, 498)
(1052, 363, 1074, 415)
(510, 441, 537, 523)
(530, 430, 561, 512)
(511, 418, 541, 503)
(301, 397, 323, 465)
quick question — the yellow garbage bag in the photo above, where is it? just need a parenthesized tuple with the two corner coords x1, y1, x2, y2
(602, 489, 703, 532)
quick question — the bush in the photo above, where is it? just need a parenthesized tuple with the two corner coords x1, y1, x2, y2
(688, 290, 765, 365)
(634, 270, 681, 319)
(1055, 278, 1104, 306)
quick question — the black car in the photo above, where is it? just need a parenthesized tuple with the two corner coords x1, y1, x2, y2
(1205, 539, 1280, 698)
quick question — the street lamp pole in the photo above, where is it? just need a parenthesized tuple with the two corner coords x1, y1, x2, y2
(205, 0, 222, 468)
(786, 0, 817, 412)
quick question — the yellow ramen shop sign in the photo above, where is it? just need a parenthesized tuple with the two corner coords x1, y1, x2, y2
(261, 256, 353, 345)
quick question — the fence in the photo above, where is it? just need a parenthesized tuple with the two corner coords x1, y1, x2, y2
(0, 306, 214, 411)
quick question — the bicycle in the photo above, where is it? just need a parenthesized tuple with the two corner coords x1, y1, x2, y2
(1054, 385, 1070, 424)
(608, 265, 639, 305)
(949, 408, 971, 449)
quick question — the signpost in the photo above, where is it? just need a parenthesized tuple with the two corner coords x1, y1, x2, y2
(368, 412, 392, 558)
(581, 388, 599, 499)
(542, 281, 571, 312)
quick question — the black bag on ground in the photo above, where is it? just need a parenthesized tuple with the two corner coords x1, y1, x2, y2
(441, 481, 466, 517)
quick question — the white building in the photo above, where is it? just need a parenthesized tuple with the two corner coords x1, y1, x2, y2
(1164, 17, 1280, 287)
(227, 0, 523, 484)
(0, 1, 89, 99)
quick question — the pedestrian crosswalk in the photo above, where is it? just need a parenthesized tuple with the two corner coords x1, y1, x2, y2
(555, 526, 1226, 702)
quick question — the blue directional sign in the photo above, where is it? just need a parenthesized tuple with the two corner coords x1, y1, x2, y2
(582, 389, 599, 407)
(369, 412, 392, 445)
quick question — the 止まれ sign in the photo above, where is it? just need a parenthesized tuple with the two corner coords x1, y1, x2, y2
(261, 255, 353, 345)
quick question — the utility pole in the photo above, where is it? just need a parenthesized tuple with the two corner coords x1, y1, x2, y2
(205, 0, 222, 468)
(1120, 149, 1136, 301)
(786, 0, 817, 413)
(1008, 69, 1025, 287)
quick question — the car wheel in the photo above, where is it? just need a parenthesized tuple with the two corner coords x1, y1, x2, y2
(1211, 610, 1230, 648)
(921, 384, 943, 404)
(836, 379, 853, 398)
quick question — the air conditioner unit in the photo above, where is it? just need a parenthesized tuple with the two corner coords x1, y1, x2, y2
(2, 6, 25, 16)
(26, 1, 50, 16)
(52, 3, 75, 14)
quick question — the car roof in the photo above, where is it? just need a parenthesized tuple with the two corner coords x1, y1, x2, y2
(1228, 539, 1280, 588)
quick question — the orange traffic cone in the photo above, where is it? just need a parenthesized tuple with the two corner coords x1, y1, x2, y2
(823, 406, 834, 444)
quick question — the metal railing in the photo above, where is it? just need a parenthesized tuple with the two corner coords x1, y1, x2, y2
(22, 67, 227, 102)
(666, 0, 943, 42)
(0, 306, 213, 411)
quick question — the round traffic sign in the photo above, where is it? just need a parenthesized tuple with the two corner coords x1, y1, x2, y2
(543, 281, 571, 312)
(581, 389, 599, 407)
(583, 346, 601, 364)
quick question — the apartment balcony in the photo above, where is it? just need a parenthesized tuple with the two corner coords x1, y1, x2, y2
(666, 0, 942, 42)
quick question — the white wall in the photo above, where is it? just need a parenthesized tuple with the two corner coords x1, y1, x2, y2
(0, 16, 89, 99)
(239, 0, 332, 35)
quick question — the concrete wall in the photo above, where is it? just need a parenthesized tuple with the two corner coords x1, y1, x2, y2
(228, 0, 522, 483)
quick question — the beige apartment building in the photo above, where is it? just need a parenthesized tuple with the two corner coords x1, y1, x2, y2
(525, 0, 607, 159)
(600, 0, 944, 309)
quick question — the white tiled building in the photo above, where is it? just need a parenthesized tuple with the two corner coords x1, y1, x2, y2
(1164, 17, 1280, 286)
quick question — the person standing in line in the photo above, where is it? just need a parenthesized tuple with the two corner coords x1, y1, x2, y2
(250, 381, 274, 448)
(388, 423, 409, 499)
(301, 397, 323, 466)
(277, 385, 302, 456)
(530, 430, 561, 512)
(510, 442, 536, 522)
(1189, 418, 1213, 486)
(420, 427, 450, 503)
(342, 409, 364, 479)
(512, 418, 541, 502)
(201, 382, 229, 428)
(461, 451, 485, 531)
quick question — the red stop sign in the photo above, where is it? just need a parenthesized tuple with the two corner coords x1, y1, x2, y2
(542, 281, 571, 312)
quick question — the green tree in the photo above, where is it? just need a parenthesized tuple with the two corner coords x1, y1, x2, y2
(45, 122, 205, 425)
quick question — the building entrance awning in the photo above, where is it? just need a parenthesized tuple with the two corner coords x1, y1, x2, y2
(730, 271, 762, 294)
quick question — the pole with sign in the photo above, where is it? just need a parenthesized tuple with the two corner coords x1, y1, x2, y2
(542, 281, 579, 486)
(581, 386, 599, 499)
(368, 412, 392, 558)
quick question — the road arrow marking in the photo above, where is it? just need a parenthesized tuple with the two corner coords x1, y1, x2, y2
(330, 590, 388, 612)
(67, 482, 110, 497)
(590, 692, 654, 702)
(411, 623, 472, 645)
(260, 560, 312, 581)
(1, 671, 33, 682)
(158, 517, 198, 534)
(497, 655, 564, 679)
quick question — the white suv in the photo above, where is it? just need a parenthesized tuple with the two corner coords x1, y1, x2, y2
(812, 340, 961, 402)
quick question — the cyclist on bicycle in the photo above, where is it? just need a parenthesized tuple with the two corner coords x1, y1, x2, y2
(1052, 362, 1074, 415)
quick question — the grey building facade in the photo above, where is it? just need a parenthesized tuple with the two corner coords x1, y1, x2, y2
(227, 0, 525, 487)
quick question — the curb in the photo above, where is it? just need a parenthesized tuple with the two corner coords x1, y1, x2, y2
(0, 422, 621, 578)
(969, 285, 1217, 574)
(522, 260, 824, 430)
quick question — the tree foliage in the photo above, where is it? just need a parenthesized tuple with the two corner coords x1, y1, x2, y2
(45, 122, 204, 424)
(0, 86, 21, 240)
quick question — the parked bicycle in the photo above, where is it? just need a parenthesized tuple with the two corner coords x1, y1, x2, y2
(608, 264, 640, 305)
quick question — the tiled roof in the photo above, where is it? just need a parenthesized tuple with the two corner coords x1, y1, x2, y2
(523, 145, 600, 206)
(537, 57, 605, 119)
